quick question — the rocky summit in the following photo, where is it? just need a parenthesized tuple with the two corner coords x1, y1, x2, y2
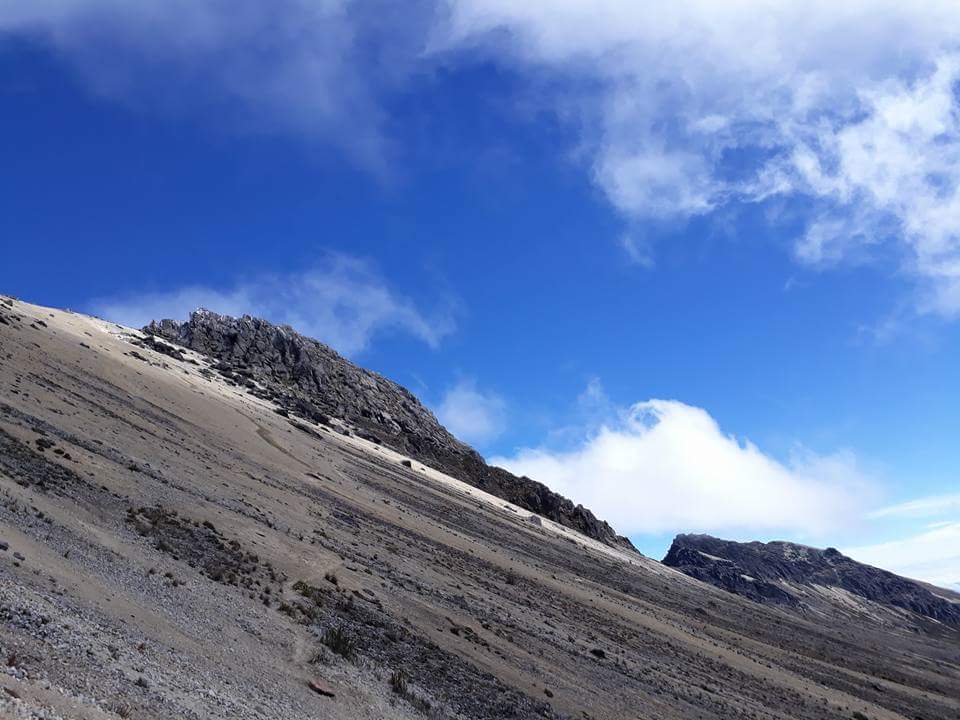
(144, 310, 633, 552)
(663, 533, 960, 626)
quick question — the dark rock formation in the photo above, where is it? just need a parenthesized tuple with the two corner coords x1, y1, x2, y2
(661, 543, 800, 606)
(663, 534, 960, 625)
(144, 310, 635, 551)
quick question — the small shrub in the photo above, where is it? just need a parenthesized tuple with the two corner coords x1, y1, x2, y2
(322, 625, 357, 661)
(336, 593, 355, 613)
(308, 649, 328, 665)
(388, 669, 433, 715)
(390, 669, 408, 695)
(109, 702, 132, 718)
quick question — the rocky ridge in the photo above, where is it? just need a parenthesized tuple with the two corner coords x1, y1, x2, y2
(663, 533, 960, 625)
(144, 310, 634, 551)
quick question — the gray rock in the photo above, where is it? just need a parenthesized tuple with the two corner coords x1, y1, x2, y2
(145, 310, 636, 552)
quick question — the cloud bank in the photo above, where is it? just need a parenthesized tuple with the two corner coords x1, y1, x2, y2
(90, 254, 455, 356)
(491, 398, 868, 537)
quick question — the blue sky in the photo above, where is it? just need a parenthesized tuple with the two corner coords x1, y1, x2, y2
(2, 2, 959, 588)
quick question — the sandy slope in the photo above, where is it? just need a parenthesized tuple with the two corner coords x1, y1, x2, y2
(0, 296, 958, 720)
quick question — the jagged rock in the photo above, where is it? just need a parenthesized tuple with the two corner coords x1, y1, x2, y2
(663, 534, 960, 625)
(144, 310, 635, 552)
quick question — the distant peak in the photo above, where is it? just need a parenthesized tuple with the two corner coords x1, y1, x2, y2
(663, 533, 960, 625)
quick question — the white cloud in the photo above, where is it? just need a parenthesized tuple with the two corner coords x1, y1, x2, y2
(846, 523, 960, 592)
(436, 379, 505, 445)
(434, 2, 960, 310)
(786, 56, 960, 314)
(9, 3, 960, 311)
(491, 396, 869, 536)
(90, 254, 455, 356)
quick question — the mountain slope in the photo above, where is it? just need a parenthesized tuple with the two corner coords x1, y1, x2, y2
(144, 310, 633, 551)
(1, 296, 959, 720)
(663, 534, 960, 626)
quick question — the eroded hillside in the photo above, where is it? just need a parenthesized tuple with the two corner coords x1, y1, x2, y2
(1, 297, 959, 720)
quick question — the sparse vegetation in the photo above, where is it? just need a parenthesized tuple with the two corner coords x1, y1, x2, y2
(108, 701, 132, 718)
(389, 669, 433, 715)
(390, 669, 408, 694)
(322, 625, 357, 661)
(124, 504, 284, 595)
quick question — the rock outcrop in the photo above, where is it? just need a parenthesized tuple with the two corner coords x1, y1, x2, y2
(145, 310, 635, 551)
(663, 534, 960, 625)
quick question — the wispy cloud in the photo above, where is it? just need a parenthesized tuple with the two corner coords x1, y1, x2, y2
(0, 0, 432, 171)
(846, 522, 960, 592)
(89, 254, 456, 356)
(855, 489, 960, 589)
(787, 56, 960, 316)
(436, 379, 505, 446)
(868, 493, 960, 520)
(491, 390, 870, 537)
(434, 2, 960, 310)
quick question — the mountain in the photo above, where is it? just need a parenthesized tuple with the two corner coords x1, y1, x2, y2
(144, 310, 633, 552)
(1, 296, 959, 720)
(663, 534, 960, 626)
